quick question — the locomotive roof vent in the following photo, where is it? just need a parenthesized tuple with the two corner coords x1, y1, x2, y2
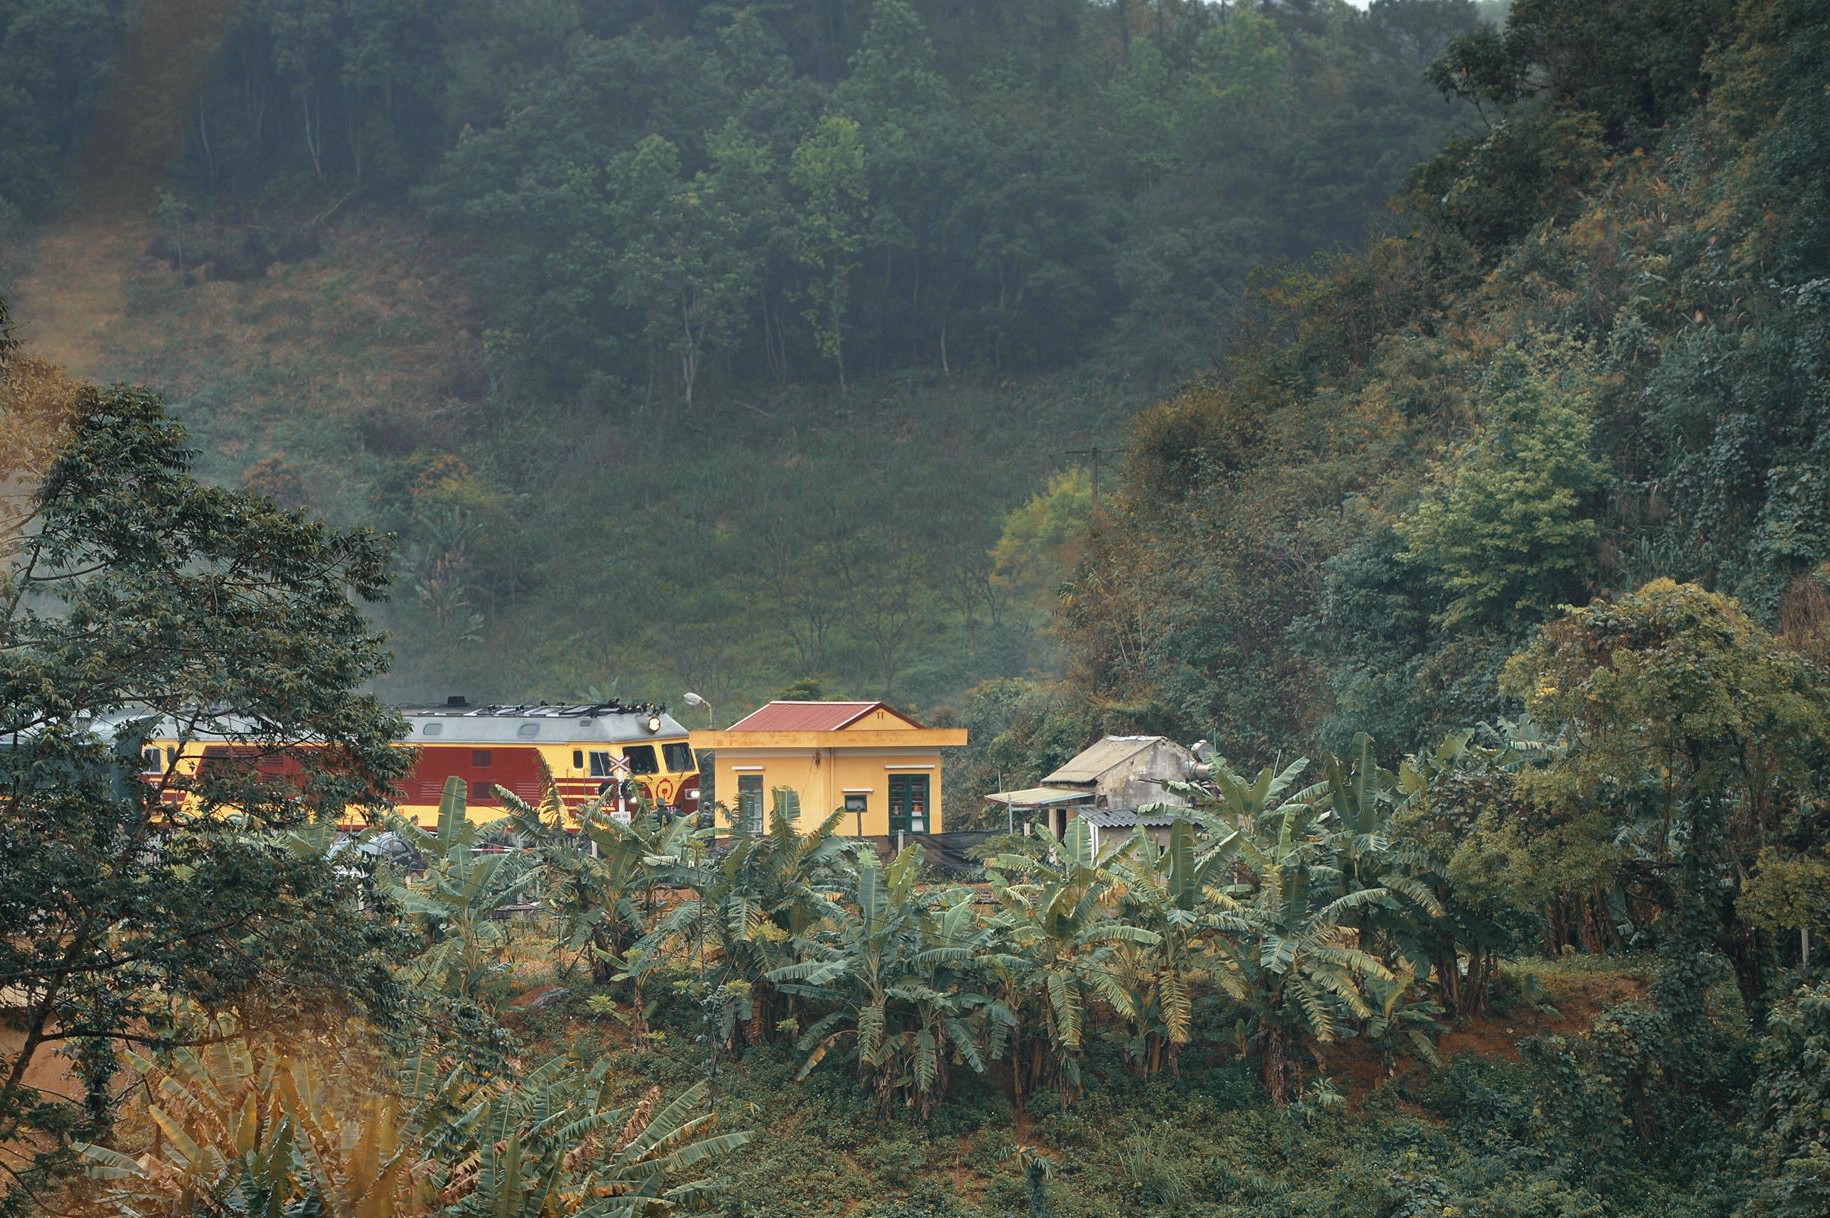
(446, 695, 468, 707)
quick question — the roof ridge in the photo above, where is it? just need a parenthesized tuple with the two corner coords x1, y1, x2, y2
(726, 699, 921, 732)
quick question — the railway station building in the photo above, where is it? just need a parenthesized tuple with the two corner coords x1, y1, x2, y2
(692, 701, 967, 838)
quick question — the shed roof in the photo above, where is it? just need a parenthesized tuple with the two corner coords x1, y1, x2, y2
(1079, 807, 1189, 829)
(1042, 736, 1166, 785)
(725, 700, 924, 732)
(982, 786, 1094, 808)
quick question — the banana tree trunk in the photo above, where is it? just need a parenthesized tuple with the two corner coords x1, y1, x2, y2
(1263, 1024, 1289, 1107)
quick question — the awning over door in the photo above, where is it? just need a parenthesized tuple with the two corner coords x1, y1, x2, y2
(982, 786, 1092, 808)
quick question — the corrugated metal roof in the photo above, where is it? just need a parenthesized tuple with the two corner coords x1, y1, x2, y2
(982, 786, 1093, 807)
(1042, 736, 1165, 785)
(1079, 807, 1188, 829)
(726, 701, 924, 732)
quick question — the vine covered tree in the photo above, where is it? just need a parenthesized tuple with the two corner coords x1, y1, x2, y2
(1502, 579, 1830, 1013)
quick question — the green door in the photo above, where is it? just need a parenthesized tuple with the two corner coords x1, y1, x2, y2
(888, 774, 930, 836)
(736, 774, 763, 834)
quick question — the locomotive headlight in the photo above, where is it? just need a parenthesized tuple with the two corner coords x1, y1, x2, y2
(685, 787, 700, 801)
(646, 713, 662, 734)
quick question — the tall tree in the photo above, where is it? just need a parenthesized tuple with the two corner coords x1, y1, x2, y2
(1502, 579, 1830, 1014)
(1397, 337, 1608, 631)
(788, 114, 868, 388)
(0, 303, 408, 1204)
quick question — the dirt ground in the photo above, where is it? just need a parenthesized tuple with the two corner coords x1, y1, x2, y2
(0, 1022, 99, 1188)
(1321, 966, 1652, 1100)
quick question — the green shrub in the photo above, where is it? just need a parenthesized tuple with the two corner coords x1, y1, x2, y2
(1739, 982, 1830, 1218)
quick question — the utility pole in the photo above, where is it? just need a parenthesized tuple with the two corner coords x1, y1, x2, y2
(1064, 445, 1128, 507)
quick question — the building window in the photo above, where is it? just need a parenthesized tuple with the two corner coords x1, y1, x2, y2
(888, 774, 929, 836)
(736, 774, 764, 835)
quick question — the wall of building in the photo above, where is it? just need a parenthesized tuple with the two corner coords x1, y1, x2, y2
(1085, 821, 1176, 853)
(712, 745, 945, 836)
(1093, 740, 1196, 811)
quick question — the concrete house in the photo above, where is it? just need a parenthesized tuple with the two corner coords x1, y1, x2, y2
(693, 701, 968, 838)
(984, 735, 1206, 847)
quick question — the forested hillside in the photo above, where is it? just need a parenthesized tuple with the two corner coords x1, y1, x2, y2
(1051, 0, 1830, 763)
(0, 0, 1482, 710)
(8, 4, 1830, 1217)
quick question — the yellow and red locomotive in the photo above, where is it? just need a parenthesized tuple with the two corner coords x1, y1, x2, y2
(139, 698, 700, 830)
(393, 698, 700, 827)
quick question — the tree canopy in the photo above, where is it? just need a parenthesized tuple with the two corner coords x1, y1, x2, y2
(0, 298, 409, 1203)
(1062, 0, 1830, 761)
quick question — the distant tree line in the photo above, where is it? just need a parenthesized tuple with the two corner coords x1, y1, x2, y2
(1, 0, 1486, 398)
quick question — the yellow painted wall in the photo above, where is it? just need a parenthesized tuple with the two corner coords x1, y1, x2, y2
(843, 706, 920, 732)
(709, 745, 948, 836)
(695, 719, 964, 838)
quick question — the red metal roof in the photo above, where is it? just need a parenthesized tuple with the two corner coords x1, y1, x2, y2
(724, 701, 923, 732)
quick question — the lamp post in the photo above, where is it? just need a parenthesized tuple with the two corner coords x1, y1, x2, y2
(683, 691, 714, 728)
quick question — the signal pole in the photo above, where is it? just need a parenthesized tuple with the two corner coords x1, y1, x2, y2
(1064, 445, 1127, 506)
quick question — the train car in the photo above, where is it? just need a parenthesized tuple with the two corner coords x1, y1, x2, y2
(395, 698, 700, 828)
(138, 699, 701, 830)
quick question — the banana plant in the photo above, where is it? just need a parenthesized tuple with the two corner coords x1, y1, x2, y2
(770, 848, 1000, 1116)
(1201, 754, 1323, 827)
(1313, 734, 1445, 960)
(439, 1062, 750, 1218)
(79, 1028, 749, 1218)
(77, 1036, 312, 1218)
(636, 789, 864, 1050)
(983, 817, 1156, 1106)
(502, 764, 697, 986)
(1109, 819, 1238, 1074)
(76, 1028, 458, 1218)
(382, 777, 541, 1009)
(1204, 796, 1399, 1106)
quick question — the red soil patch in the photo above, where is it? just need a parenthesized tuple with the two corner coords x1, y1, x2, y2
(1439, 970, 1650, 1064)
(1321, 969, 1652, 1101)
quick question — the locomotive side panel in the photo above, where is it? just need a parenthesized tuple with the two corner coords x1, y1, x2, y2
(396, 744, 550, 828)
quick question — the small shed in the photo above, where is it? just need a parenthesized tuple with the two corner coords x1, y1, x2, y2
(984, 735, 1205, 847)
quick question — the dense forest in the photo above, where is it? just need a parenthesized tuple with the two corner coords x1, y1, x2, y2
(967, 0, 1830, 768)
(1, 0, 1487, 711)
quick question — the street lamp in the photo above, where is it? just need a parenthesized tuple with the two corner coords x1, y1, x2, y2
(683, 691, 714, 728)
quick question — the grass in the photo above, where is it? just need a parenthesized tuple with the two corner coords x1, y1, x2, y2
(4, 206, 1155, 716)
